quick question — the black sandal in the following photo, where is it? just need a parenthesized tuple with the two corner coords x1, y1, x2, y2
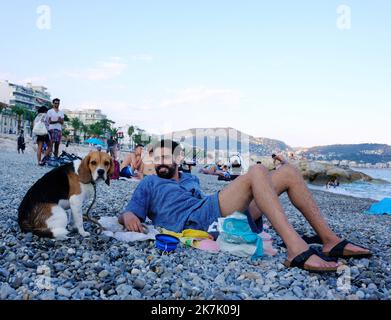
(323, 239, 372, 259)
(280, 234, 323, 248)
(284, 247, 339, 272)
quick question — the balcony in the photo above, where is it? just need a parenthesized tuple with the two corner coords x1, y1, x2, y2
(11, 95, 35, 105)
(13, 85, 34, 96)
(34, 92, 51, 101)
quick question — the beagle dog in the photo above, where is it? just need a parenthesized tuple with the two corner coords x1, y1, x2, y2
(18, 151, 114, 239)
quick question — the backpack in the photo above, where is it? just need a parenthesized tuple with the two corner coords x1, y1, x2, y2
(110, 159, 120, 180)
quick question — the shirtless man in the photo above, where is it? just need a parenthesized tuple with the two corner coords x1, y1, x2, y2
(120, 144, 144, 179)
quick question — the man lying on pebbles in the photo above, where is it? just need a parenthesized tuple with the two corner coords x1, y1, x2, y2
(119, 139, 372, 273)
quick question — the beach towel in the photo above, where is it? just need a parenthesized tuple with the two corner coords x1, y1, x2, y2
(365, 198, 391, 215)
(99, 216, 159, 242)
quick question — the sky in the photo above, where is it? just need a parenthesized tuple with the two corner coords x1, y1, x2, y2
(0, 0, 390, 147)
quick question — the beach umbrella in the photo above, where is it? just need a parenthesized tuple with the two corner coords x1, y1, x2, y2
(84, 137, 105, 146)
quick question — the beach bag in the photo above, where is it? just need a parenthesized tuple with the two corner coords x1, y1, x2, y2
(33, 118, 48, 136)
(110, 159, 120, 180)
(216, 211, 264, 260)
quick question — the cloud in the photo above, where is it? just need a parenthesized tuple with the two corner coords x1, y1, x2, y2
(64, 57, 128, 81)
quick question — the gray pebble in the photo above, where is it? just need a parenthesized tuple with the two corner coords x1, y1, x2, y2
(57, 287, 72, 298)
(0, 283, 16, 299)
(116, 284, 132, 297)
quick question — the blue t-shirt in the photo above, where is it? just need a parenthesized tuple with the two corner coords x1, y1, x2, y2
(123, 173, 216, 232)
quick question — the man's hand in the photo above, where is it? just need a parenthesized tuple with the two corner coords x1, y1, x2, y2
(120, 212, 144, 233)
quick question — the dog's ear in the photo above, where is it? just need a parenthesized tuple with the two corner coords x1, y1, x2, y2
(78, 153, 92, 184)
(105, 157, 114, 186)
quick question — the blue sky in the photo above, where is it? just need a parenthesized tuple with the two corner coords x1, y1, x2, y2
(0, 0, 390, 147)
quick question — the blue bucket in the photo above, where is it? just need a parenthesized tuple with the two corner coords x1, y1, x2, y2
(155, 234, 180, 253)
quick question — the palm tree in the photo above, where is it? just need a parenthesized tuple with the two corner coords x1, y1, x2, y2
(81, 123, 89, 141)
(11, 105, 26, 133)
(109, 127, 118, 138)
(98, 118, 115, 138)
(0, 102, 7, 114)
(87, 122, 104, 138)
(23, 109, 37, 136)
(70, 117, 83, 143)
(62, 129, 70, 140)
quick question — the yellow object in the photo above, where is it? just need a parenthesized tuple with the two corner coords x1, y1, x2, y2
(161, 228, 210, 240)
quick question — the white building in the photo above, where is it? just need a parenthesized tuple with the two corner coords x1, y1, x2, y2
(0, 80, 51, 110)
(116, 124, 148, 149)
(63, 109, 107, 125)
(0, 103, 19, 134)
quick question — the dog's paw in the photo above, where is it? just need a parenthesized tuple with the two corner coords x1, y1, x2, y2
(52, 229, 69, 240)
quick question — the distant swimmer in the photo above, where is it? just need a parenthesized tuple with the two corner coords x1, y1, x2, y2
(326, 177, 340, 189)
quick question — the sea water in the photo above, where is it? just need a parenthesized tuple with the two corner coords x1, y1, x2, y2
(308, 168, 391, 201)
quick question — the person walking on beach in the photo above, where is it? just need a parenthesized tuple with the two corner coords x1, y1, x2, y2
(107, 135, 119, 159)
(33, 106, 52, 166)
(46, 98, 64, 158)
(17, 130, 25, 154)
(120, 139, 372, 272)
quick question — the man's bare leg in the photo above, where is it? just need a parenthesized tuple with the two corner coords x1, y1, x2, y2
(266, 164, 371, 255)
(218, 165, 339, 269)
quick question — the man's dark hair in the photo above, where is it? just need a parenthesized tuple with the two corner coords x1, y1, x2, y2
(135, 144, 144, 149)
(52, 98, 60, 104)
(153, 139, 183, 157)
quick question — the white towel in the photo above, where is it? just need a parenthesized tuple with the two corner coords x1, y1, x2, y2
(98, 216, 159, 242)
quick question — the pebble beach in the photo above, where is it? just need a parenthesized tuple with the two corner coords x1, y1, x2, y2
(0, 140, 390, 301)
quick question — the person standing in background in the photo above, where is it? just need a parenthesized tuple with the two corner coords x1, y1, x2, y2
(33, 106, 52, 166)
(17, 130, 25, 154)
(46, 98, 64, 158)
(107, 135, 119, 159)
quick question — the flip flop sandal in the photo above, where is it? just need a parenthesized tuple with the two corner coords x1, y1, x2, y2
(280, 234, 323, 248)
(302, 234, 322, 245)
(312, 247, 338, 262)
(283, 247, 339, 273)
(323, 239, 372, 259)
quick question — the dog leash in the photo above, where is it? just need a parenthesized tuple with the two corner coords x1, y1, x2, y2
(83, 182, 106, 235)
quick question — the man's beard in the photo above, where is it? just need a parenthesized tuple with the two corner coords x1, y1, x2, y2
(156, 164, 177, 179)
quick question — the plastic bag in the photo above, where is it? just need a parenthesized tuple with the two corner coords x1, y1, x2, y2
(217, 211, 263, 260)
